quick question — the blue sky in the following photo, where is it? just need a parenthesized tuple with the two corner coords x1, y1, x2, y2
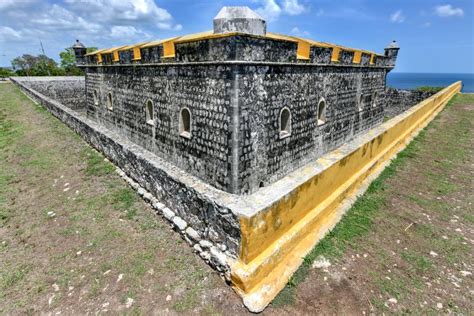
(0, 0, 472, 73)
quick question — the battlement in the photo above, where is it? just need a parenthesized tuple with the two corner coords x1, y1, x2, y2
(81, 7, 398, 69)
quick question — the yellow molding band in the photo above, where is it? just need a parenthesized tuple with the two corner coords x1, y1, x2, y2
(162, 40, 176, 58)
(331, 47, 341, 62)
(84, 48, 107, 57)
(112, 50, 119, 62)
(101, 45, 126, 54)
(89, 31, 384, 62)
(296, 40, 310, 60)
(229, 81, 462, 312)
(132, 47, 142, 61)
(141, 37, 180, 48)
(353, 51, 362, 64)
(370, 54, 375, 65)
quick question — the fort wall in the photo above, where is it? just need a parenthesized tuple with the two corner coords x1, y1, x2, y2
(85, 62, 390, 194)
(18, 77, 86, 111)
(85, 65, 234, 192)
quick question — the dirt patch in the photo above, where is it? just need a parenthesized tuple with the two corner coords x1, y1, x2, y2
(0, 83, 247, 315)
(1, 84, 472, 315)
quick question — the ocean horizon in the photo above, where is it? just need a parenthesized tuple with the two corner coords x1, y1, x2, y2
(387, 72, 474, 93)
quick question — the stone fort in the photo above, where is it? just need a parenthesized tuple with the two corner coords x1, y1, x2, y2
(78, 6, 400, 195)
(12, 6, 461, 312)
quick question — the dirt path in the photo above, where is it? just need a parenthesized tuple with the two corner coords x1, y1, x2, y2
(1, 83, 472, 314)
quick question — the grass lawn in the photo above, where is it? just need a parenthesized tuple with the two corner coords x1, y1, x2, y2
(1, 82, 472, 314)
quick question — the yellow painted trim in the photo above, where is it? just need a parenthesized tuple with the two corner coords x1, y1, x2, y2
(162, 39, 176, 58)
(97, 53, 102, 64)
(87, 31, 384, 62)
(101, 45, 127, 54)
(112, 50, 120, 62)
(84, 48, 107, 57)
(132, 47, 142, 61)
(296, 40, 310, 60)
(140, 37, 180, 48)
(370, 54, 375, 65)
(230, 82, 462, 312)
(331, 47, 341, 62)
(353, 51, 362, 64)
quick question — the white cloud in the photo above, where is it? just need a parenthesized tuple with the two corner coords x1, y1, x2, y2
(290, 27, 310, 37)
(110, 26, 150, 39)
(390, 10, 405, 23)
(0, 26, 22, 40)
(0, 0, 37, 10)
(283, 0, 305, 16)
(435, 4, 464, 17)
(64, 0, 177, 28)
(156, 22, 183, 31)
(255, 0, 306, 21)
(255, 0, 282, 22)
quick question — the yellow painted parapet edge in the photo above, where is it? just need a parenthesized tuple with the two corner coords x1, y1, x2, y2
(229, 82, 462, 312)
(85, 31, 384, 64)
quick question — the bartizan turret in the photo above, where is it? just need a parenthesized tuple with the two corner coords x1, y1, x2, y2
(71, 39, 87, 66)
(384, 40, 400, 68)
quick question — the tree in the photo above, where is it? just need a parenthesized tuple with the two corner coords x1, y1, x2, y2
(11, 54, 60, 76)
(0, 67, 14, 79)
(59, 47, 97, 76)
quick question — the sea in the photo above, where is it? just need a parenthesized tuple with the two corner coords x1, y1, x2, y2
(387, 73, 474, 93)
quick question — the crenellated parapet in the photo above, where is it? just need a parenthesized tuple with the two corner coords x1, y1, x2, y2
(81, 7, 398, 69)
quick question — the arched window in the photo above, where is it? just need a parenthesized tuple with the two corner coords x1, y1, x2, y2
(179, 107, 191, 138)
(107, 92, 113, 110)
(145, 100, 154, 125)
(279, 107, 291, 139)
(372, 92, 378, 107)
(93, 89, 99, 106)
(317, 99, 326, 125)
(358, 94, 363, 111)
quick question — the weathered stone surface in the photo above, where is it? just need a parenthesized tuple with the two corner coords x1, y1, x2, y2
(153, 201, 165, 210)
(161, 207, 175, 220)
(18, 77, 85, 111)
(383, 88, 437, 118)
(172, 216, 187, 231)
(143, 192, 153, 201)
(185, 227, 201, 242)
(213, 6, 266, 36)
(199, 240, 213, 249)
(209, 246, 228, 271)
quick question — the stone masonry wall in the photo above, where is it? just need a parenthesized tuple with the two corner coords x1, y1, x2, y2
(383, 88, 437, 118)
(85, 63, 390, 195)
(21, 77, 85, 111)
(237, 65, 387, 193)
(85, 65, 234, 193)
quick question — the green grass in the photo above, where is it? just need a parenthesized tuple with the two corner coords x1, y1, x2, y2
(415, 86, 444, 93)
(273, 94, 469, 307)
(82, 148, 115, 176)
(401, 251, 432, 272)
(273, 131, 421, 306)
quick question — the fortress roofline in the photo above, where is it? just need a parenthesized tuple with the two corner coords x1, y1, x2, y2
(83, 6, 398, 68)
(84, 30, 385, 59)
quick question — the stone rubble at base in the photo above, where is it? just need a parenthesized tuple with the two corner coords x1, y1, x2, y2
(115, 165, 231, 278)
